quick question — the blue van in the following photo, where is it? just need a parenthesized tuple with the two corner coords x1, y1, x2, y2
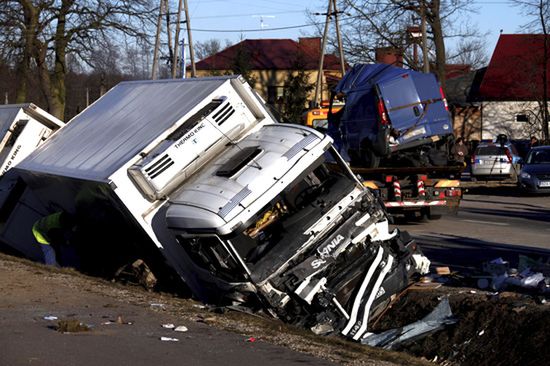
(327, 64, 454, 167)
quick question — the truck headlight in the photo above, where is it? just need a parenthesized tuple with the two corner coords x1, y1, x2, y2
(520, 172, 531, 179)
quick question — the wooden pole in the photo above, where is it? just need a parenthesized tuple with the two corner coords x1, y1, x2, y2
(172, 0, 183, 78)
(421, 0, 429, 73)
(183, 0, 196, 77)
(313, 0, 333, 108)
(151, 0, 164, 80)
(332, 0, 346, 77)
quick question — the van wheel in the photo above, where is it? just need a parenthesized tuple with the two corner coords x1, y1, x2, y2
(361, 148, 380, 168)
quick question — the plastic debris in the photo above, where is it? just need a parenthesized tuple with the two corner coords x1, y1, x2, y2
(43, 315, 58, 321)
(160, 337, 179, 342)
(361, 297, 457, 349)
(245, 337, 256, 342)
(310, 323, 334, 335)
(150, 303, 166, 309)
(162, 323, 175, 329)
(174, 325, 188, 332)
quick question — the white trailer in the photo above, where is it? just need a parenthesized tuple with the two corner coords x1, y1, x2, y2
(0, 76, 277, 281)
(0, 103, 64, 176)
(0, 104, 64, 260)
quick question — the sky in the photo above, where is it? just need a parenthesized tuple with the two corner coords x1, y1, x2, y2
(183, 0, 529, 63)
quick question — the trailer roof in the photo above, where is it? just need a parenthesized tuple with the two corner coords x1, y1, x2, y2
(17, 77, 236, 181)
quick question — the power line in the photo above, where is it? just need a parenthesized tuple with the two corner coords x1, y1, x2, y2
(189, 16, 359, 33)
(192, 10, 304, 20)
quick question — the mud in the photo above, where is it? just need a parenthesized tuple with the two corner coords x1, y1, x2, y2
(370, 287, 550, 366)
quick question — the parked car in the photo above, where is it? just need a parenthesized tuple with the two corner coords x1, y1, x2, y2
(470, 141, 522, 181)
(518, 146, 550, 194)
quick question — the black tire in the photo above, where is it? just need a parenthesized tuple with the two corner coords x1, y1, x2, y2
(361, 147, 380, 168)
(426, 208, 442, 220)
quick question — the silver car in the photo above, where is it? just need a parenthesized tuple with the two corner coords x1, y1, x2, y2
(471, 142, 522, 181)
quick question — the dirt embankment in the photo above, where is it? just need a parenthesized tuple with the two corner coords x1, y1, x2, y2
(371, 286, 550, 366)
(1, 252, 549, 366)
(0, 253, 427, 366)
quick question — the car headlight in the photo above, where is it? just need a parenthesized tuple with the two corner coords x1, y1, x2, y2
(520, 172, 531, 179)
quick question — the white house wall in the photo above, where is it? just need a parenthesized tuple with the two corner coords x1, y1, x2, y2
(482, 101, 541, 140)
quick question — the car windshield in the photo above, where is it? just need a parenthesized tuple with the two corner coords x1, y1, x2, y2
(526, 149, 550, 164)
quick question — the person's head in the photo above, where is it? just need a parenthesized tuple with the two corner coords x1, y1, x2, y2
(456, 137, 464, 144)
(531, 136, 538, 143)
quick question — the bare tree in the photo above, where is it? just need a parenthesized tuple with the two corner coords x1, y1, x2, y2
(195, 39, 233, 61)
(447, 38, 488, 69)
(333, 0, 481, 89)
(0, 1, 156, 119)
(512, 0, 549, 141)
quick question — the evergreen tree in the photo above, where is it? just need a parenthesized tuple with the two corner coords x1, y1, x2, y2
(282, 54, 314, 123)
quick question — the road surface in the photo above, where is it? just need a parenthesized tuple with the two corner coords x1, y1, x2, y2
(392, 186, 550, 271)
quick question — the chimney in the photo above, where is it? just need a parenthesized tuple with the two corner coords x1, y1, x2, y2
(299, 37, 321, 56)
(375, 47, 403, 67)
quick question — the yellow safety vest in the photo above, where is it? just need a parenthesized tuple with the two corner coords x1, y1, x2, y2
(32, 212, 64, 245)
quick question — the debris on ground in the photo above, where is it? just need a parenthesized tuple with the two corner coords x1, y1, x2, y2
(361, 297, 457, 349)
(174, 325, 188, 332)
(114, 259, 157, 290)
(160, 337, 179, 342)
(54, 319, 91, 333)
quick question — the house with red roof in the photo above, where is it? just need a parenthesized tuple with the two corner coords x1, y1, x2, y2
(477, 34, 550, 140)
(192, 37, 346, 107)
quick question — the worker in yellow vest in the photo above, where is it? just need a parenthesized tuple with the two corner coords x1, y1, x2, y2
(32, 211, 76, 266)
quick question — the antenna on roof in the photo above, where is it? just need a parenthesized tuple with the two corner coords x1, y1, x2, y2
(252, 15, 275, 29)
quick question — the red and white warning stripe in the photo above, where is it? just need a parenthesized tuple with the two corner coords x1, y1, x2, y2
(417, 180, 426, 197)
(393, 180, 401, 199)
(385, 200, 447, 207)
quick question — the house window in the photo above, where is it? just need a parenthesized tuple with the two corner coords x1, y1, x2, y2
(267, 86, 285, 105)
(516, 114, 529, 123)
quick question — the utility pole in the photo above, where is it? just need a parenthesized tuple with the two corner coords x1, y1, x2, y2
(164, 0, 174, 73)
(181, 38, 186, 78)
(151, 0, 165, 80)
(420, 0, 429, 73)
(172, 0, 184, 78)
(314, 0, 333, 108)
(183, 0, 196, 77)
(332, 0, 346, 77)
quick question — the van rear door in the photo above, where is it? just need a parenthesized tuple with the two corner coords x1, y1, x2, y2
(377, 72, 450, 142)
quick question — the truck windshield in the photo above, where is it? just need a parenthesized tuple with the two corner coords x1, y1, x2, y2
(226, 152, 358, 272)
(176, 149, 361, 284)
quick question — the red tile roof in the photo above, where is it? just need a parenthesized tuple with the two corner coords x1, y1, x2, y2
(195, 38, 345, 71)
(479, 34, 550, 101)
(445, 64, 471, 80)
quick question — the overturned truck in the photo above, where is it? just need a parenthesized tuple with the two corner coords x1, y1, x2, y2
(0, 76, 429, 340)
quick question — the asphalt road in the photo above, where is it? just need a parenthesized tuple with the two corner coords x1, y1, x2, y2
(391, 186, 550, 272)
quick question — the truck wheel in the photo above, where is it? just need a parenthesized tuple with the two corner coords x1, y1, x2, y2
(361, 148, 380, 168)
(426, 208, 442, 220)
